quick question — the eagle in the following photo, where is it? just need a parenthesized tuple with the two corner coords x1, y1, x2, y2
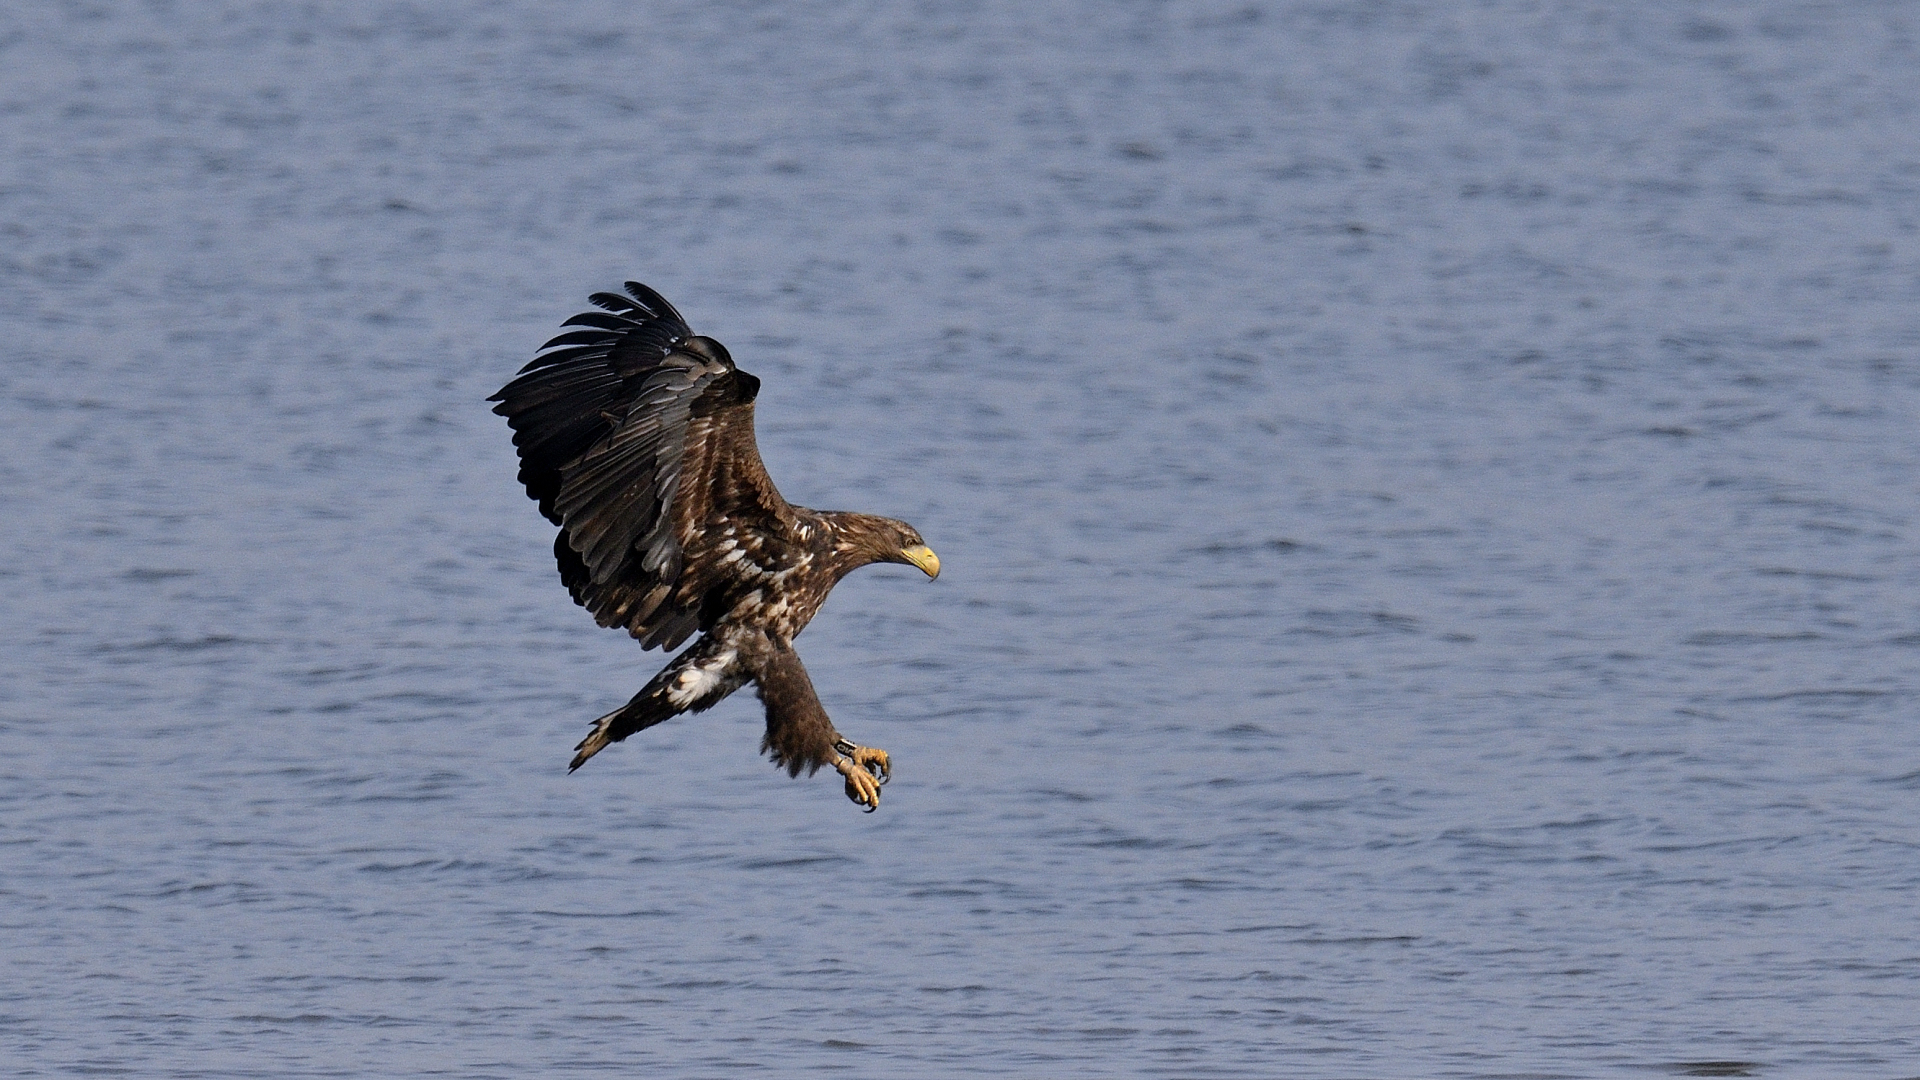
(489, 281, 939, 811)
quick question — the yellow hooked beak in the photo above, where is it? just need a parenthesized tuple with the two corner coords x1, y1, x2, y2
(900, 545, 941, 580)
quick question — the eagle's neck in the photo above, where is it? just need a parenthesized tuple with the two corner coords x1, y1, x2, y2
(819, 511, 908, 578)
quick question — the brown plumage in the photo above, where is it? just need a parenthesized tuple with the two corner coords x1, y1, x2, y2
(489, 282, 939, 809)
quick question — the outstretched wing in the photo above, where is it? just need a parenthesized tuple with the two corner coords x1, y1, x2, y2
(490, 282, 796, 650)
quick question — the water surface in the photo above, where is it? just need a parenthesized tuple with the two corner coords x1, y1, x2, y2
(3, 3, 1919, 1077)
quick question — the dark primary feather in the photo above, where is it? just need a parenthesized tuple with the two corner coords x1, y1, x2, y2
(489, 282, 794, 651)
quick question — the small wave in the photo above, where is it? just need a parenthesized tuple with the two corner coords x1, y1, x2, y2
(99, 634, 251, 653)
(1664, 1063, 1764, 1078)
(1682, 631, 1821, 646)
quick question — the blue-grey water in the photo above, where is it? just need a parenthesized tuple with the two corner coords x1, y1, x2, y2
(4, 3, 1919, 1077)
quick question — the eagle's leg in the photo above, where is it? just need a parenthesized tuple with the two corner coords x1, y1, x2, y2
(832, 738, 891, 812)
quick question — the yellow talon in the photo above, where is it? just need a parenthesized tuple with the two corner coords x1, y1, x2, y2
(851, 746, 890, 784)
(833, 744, 891, 811)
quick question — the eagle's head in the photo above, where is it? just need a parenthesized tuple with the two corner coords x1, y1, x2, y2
(828, 512, 940, 580)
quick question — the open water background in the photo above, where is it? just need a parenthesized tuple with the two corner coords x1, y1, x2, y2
(4, 2, 1920, 1077)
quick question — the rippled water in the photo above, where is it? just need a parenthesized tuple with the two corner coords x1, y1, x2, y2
(5, 3, 1920, 1077)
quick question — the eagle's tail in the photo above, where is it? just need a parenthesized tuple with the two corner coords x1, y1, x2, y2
(568, 635, 747, 772)
(569, 694, 668, 772)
